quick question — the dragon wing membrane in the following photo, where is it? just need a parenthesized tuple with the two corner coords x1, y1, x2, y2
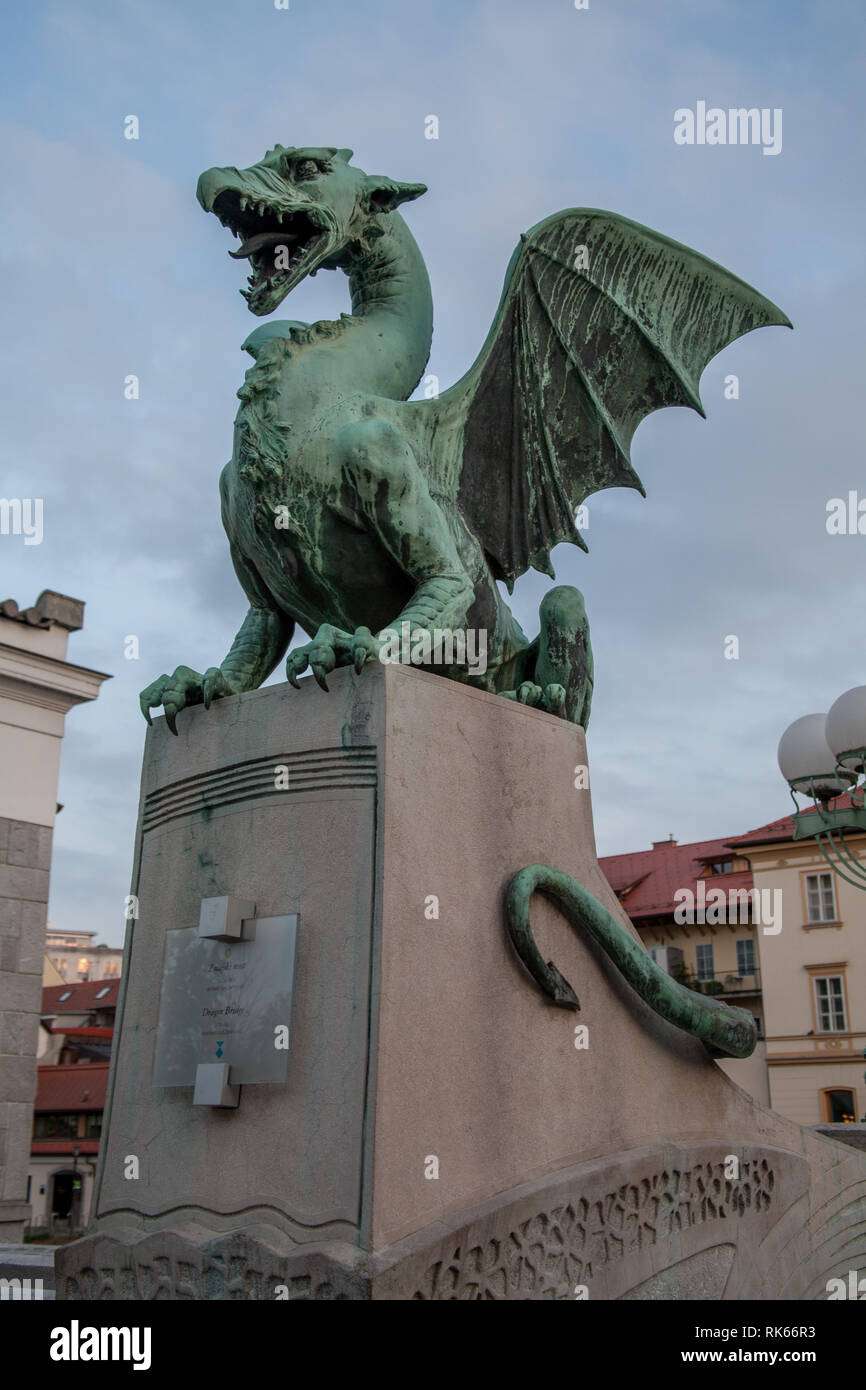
(410, 209, 791, 590)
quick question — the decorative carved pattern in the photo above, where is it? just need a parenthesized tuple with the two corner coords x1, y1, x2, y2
(412, 1158, 775, 1300)
(142, 745, 377, 832)
(60, 1250, 352, 1301)
(59, 1158, 779, 1299)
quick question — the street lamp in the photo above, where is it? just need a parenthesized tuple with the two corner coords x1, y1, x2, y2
(778, 688, 866, 888)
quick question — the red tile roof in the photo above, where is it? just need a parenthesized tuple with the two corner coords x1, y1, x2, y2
(31, 1140, 100, 1156)
(728, 794, 861, 848)
(726, 815, 796, 847)
(34, 1063, 109, 1112)
(42, 980, 119, 1013)
(600, 837, 753, 919)
(49, 1027, 113, 1039)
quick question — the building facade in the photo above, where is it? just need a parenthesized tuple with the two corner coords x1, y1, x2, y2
(730, 811, 866, 1128)
(27, 1062, 107, 1233)
(601, 835, 769, 1105)
(0, 592, 108, 1239)
(25, 978, 118, 1233)
(45, 928, 122, 983)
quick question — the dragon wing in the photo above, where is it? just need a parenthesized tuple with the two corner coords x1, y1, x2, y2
(408, 208, 791, 589)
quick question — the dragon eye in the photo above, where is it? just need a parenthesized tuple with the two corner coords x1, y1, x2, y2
(295, 159, 321, 181)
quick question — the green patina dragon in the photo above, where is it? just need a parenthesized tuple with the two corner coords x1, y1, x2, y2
(139, 145, 789, 1060)
(140, 143, 789, 735)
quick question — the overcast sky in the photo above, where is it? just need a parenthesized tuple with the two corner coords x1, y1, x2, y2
(1, 0, 864, 945)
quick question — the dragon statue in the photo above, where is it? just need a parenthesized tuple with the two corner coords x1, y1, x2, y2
(139, 145, 789, 1060)
(140, 143, 789, 734)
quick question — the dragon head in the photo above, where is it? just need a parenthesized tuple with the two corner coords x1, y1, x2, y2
(196, 146, 427, 316)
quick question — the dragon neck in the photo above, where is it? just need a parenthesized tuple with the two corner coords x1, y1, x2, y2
(341, 212, 433, 399)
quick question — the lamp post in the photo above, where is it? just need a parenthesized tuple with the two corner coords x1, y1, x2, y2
(777, 687, 866, 889)
(71, 1142, 82, 1231)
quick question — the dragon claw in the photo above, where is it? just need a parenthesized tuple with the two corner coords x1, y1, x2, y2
(351, 626, 378, 674)
(202, 666, 228, 711)
(517, 682, 544, 707)
(542, 683, 567, 717)
(286, 647, 309, 688)
(138, 664, 233, 732)
(287, 625, 358, 693)
(498, 683, 565, 716)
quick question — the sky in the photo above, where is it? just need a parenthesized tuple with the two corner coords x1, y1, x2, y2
(1, 0, 864, 945)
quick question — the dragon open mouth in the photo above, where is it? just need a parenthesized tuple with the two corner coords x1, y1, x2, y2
(211, 190, 331, 315)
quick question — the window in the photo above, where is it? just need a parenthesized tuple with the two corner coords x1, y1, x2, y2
(33, 1113, 78, 1139)
(805, 872, 837, 924)
(695, 943, 714, 980)
(95, 986, 111, 999)
(736, 938, 756, 976)
(58, 990, 72, 1002)
(813, 975, 847, 1032)
(84, 1113, 102, 1138)
(823, 1089, 856, 1123)
(709, 859, 733, 875)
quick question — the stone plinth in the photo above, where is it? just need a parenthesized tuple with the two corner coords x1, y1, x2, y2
(814, 1124, 866, 1153)
(58, 664, 866, 1298)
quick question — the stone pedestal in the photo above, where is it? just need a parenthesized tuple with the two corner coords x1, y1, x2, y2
(57, 664, 866, 1299)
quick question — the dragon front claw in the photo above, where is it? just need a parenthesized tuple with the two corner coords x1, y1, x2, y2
(286, 625, 354, 692)
(498, 682, 567, 717)
(139, 665, 208, 735)
(202, 667, 235, 710)
(351, 626, 381, 673)
(286, 624, 387, 691)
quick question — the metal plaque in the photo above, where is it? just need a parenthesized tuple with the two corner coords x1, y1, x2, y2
(153, 914, 298, 1087)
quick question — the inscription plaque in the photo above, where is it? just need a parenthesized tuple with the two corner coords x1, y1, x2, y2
(153, 914, 298, 1087)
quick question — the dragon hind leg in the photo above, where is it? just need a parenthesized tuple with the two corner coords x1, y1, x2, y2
(497, 585, 593, 729)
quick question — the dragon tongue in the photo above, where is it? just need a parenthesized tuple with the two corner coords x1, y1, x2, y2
(229, 229, 298, 260)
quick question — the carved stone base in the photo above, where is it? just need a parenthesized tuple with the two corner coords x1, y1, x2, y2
(60, 1136, 866, 1300)
(57, 665, 866, 1299)
(60, 1224, 367, 1301)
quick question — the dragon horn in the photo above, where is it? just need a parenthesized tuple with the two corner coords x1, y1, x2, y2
(363, 175, 428, 212)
